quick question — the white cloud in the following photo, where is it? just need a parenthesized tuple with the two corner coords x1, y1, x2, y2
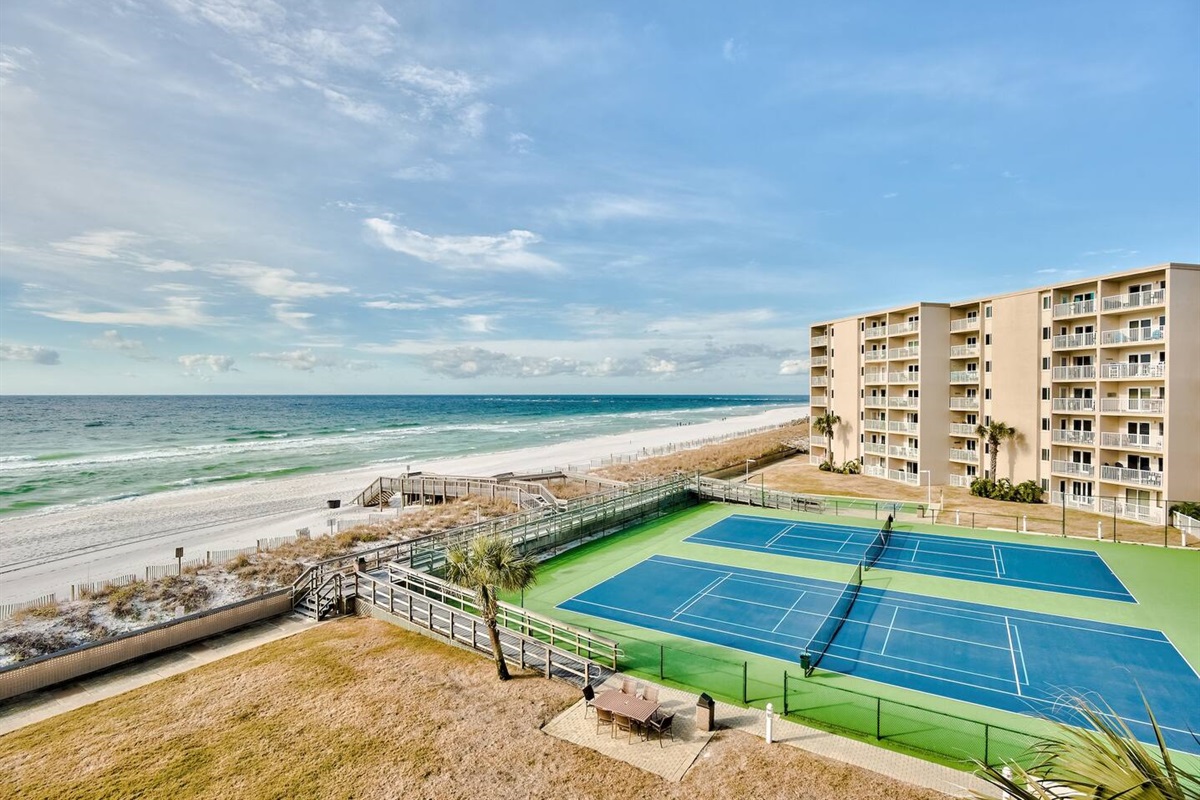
(390, 64, 480, 100)
(364, 218, 560, 273)
(722, 38, 745, 63)
(0, 343, 61, 365)
(145, 259, 194, 273)
(178, 353, 236, 376)
(508, 132, 534, 155)
(882, 192, 899, 199)
(0, 45, 34, 87)
(36, 296, 215, 327)
(645, 309, 776, 336)
(211, 261, 349, 300)
(271, 303, 314, 330)
(299, 78, 386, 123)
(88, 330, 156, 361)
(392, 160, 452, 181)
(778, 359, 807, 376)
(460, 314, 497, 333)
(51, 229, 146, 260)
(253, 348, 376, 371)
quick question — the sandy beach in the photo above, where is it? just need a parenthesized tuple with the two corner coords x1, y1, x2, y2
(0, 406, 806, 604)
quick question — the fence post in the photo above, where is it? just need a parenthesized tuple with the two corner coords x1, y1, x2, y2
(545, 644, 552, 679)
(743, 661, 748, 704)
(659, 644, 664, 680)
(1061, 493, 1066, 538)
(876, 697, 882, 739)
(783, 671, 789, 715)
(984, 723, 990, 766)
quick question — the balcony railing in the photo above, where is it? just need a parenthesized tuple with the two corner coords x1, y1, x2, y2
(949, 344, 979, 358)
(1099, 498, 1164, 524)
(1101, 289, 1165, 312)
(864, 326, 888, 339)
(1052, 332, 1097, 350)
(888, 469, 921, 485)
(887, 346, 920, 360)
(864, 443, 888, 456)
(1051, 429, 1096, 445)
(811, 376, 828, 387)
(1052, 460, 1095, 477)
(1052, 299, 1096, 318)
(950, 370, 979, 384)
(864, 350, 887, 362)
(949, 423, 977, 436)
(811, 334, 829, 348)
(1100, 465, 1163, 488)
(863, 465, 887, 479)
(810, 355, 829, 368)
(1100, 398, 1164, 414)
(864, 419, 888, 432)
(1099, 432, 1162, 451)
(948, 474, 970, 488)
(949, 317, 980, 332)
(864, 371, 888, 383)
(888, 397, 919, 408)
(864, 397, 888, 408)
(1049, 492, 1096, 512)
(888, 445, 920, 459)
(887, 320, 920, 336)
(810, 394, 827, 407)
(1099, 362, 1165, 380)
(888, 421, 919, 434)
(949, 448, 979, 463)
(1051, 365, 1096, 381)
(888, 372, 920, 384)
(1052, 397, 1096, 412)
(949, 397, 979, 410)
(1100, 327, 1165, 345)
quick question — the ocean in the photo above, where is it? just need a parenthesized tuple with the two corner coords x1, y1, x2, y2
(0, 395, 805, 515)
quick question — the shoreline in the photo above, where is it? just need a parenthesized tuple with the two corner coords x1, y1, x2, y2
(0, 405, 807, 603)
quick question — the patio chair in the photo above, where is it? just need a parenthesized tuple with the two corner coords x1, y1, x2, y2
(595, 707, 614, 736)
(646, 712, 675, 747)
(621, 677, 637, 695)
(613, 712, 640, 743)
(582, 683, 597, 717)
(641, 686, 659, 704)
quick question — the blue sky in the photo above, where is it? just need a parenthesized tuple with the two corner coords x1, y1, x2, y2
(1, 1, 1197, 394)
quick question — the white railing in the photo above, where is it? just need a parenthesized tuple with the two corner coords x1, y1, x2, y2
(1052, 397, 1096, 412)
(1052, 299, 1096, 318)
(810, 394, 827, 406)
(1099, 432, 1163, 450)
(1172, 511, 1200, 545)
(1099, 362, 1165, 380)
(1102, 289, 1165, 312)
(888, 396, 920, 408)
(810, 355, 829, 368)
(888, 445, 920, 459)
(949, 344, 979, 358)
(888, 469, 921, 485)
(950, 317, 980, 332)
(809, 454, 826, 466)
(1098, 498, 1163, 524)
(949, 474, 970, 488)
(949, 448, 979, 463)
(887, 320, 919, 336)
(888, 421, 919, 434)
(887, 346, 920, 360)
(864, 397, 888, 408)
(1100, 327, 1165, 345)
(864, 371, 888, 383)
(950, 370, 979, 383)
(811, 335, 829, 348)
(1052, 332, 1097, 349)
(811, 376, 829, 387)
(864, 443, 888, 456)
(1100, 465, 1163, 488)
(1049, 492, 1097, 512)
(864, 326, 888, 339)
(1051, 429, 1096, 445)
(1052, 365, 1096, 381)
(864, 419, 888, 432)
(864, 350, 887, 362)
(1100, 398, 1164, 414)
(949, 423, 977, 436)
(949, 397, 979, 410)
(863, 465, 887, 478)
(1052, 460, 1094, 477)
(888, 372, 920, 384)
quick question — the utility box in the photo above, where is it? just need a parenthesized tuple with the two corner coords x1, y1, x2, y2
(696, 692, 715, 732)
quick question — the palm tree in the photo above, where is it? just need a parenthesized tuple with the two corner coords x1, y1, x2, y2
(974, 694, 1199, 799)
(812, 410, 842, 466)
(443, 534, 538, 681)
(976, 420, 1017, 479)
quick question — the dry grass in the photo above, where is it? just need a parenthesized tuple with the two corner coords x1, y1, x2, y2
(539, 477, 601, 499)
(0, 617, 952, 800)
(594, 420, 809, 483)
(763, 460, 1182, 545)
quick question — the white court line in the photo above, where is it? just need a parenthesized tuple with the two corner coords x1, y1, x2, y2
(771, 590, 809, 633)
(1011, 625, 1029, 686)
(993, 545, 1004, 577)
(1004, 617, 1022, 696)
(671, 574, 729, 618)
(765, 524, 798, 548)
(880, 606, 900, 654)
(911, 541, 920, 561)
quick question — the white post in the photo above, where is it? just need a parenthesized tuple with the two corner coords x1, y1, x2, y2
(765, 702, 774, 744)
(1001, 765, 1013, 800)
(955, 510, 960, 526)
(1022, 515, 1027, 533)
(1097, 521, 1103, 540)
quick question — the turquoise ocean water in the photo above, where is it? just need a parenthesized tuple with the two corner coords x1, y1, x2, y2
(0, 395, 805, 515)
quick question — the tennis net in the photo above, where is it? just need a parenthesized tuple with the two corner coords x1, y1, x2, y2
(863, 514, 894, 570)
(803, 562, 863, 676)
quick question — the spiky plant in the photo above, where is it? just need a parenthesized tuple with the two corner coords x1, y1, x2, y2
(976, 420, 1017, 479)
(812, 410, 842, 466)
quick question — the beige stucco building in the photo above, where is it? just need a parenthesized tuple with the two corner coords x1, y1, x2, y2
(808, 262, 1200, 524)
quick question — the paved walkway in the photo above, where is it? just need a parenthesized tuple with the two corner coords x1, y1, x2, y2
(0, 613, 319, 737)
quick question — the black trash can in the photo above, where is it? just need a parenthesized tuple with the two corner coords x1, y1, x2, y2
(800, 650, 812, 674)
(327, 499, 341, 509)
(355, 557, 367, 574)
(696, 692, 715, 732)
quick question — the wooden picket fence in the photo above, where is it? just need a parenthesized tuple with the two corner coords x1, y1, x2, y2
(0, 594, 58, 622)
(144, 557, 209, 581)
(72, 574, 139, 600)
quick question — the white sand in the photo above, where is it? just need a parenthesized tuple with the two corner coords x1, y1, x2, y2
(0, 406, 806, 604)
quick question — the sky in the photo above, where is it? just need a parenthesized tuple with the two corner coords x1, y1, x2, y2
(0, 1, 1197, 395)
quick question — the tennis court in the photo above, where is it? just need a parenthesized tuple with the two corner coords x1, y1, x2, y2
(558, 555, 1200, 755)
(685, 514, 1135, 602)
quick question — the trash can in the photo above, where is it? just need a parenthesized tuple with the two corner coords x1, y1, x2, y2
(327, 499, 341, 509)
(696, 692, 715, 732)
(355, 557, 367, 574)
(800, 651, 812, 674)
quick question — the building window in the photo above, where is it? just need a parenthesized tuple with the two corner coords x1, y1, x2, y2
(1041, 478, 1049, 492)
(1042, 296, 1051, 309)
(985, 305, 992, 318)
(1041, 449, 1050, 461)
(1042, 418, 1050, 431)
(1042, 357, 1050, 370)
(985, 333, 992, 345)
(985, 389, 992, 400)
(985, 361, 991, 372)
(1041, 388, 1049, 400)
(1042, 327, 1050, 340)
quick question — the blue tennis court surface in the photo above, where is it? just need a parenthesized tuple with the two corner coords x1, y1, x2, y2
(559, 555, 1200, 755)
(685, 514, 1135, 602)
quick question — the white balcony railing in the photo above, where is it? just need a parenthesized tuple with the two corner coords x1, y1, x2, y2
(949, 448, 979, 463)
(1051, 429, 1096, 445)
(887, 320, 920, 336)
(888, 372, 920, 384)
(863, 465, 887, 479)
(949, 344, 979, 358)
(888, 445, 920, 459)
(887, 346, 920, 360)
(888, 469, 921, 485)
(1100, 398, 1164, 414)
(864, 350, 887, 362)
(1099, 498, 1164, 524)
(888, 421, 919, 434)
(949, 397, 980, 410)
(1052, 332, 1097, 350)
(1052, 460, 1095, 477)
(1052, 397, 1096, 412)
(864, 326, 888, 339)
(1099, 362, 1165, 380)
(1100, 465, 1163, 488)
(1099, 432, 1163, 450)
(888, 397, 919, 408)
(950, 370, 979, 384)
(949, 423, 977, 436)
(863, 443, 888, 456)
(811, 376, 829, 387)
(810, 394, 827, 406)
(950, 317, 980, 332)
(1052, 299, 1096, 318)
(948, 474, 971, 488)
(864, 397, 888, 409)
(1049, 492, 1097, 512)
(810, 355, 829, 368)
(864, 419, 888, 432)
(864, 371, 888, 383)
(1051, 365, 1096, 381)
(811, 334, 829, 348)
(1101, 327, 1166, 345)
(1102, 289, 1165, 312)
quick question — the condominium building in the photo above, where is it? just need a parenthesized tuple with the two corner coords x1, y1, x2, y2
(808, 262, 1200, 524)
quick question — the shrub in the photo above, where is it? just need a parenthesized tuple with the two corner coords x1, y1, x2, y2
(840, 460, 860, 475)
(971, 476, 1042, 504)
(818, 459, 834, 472)
(1168, 501, 1200, 520)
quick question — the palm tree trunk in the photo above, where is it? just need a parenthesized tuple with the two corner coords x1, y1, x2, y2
(486, 618, 511, 681)
(990, 442, 999, 479)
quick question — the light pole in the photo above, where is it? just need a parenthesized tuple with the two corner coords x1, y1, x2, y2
(745, 458, 757, 482)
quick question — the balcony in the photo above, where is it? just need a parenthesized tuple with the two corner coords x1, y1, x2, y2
(949, 423, 977, 436)
(810, 355, 829, 368)
(1102, 289, 1165, 312)
(1052, 460, 1095, 477)
(1100, 465, 1163, 488)
(948, 474, 970, 488)
(1100, 327, 1165, 346)
(864, 326, 888, 340)
(1099, 432, 1163, 451)
(950, 317, 980, 332)
(888, 372, 921, 384)
(1100, 398, 1164, 415)
(811, 376, 829, 387)
(1051, 365, 1096, 381)
(950, 370, 979, 384)
(863, 465, 887, 479)
(888, 469, 921, 485)
(864, 397, 888, 409)
(1099, 362, 1165, 380)
(1098, 497, 1164, 524)
(864, 350, 887, 362)
(864, 443, 888, 456)
(888, 396, 919, 408)
(887, 346, 920, 360)
(864, 419, 888, 432)
(1052, 299, 1096, 318)
(949, 397, 979, 410)
(887, 320, 919, 336)
(888, 421, 919, 434)
(888, 445, 920, 459)
(1052, 332, 1097, 350)
(1051, 429, 1096, 446)
(864, 371, 888, 384)
(810, 394, 827, 407)
(1049, 492, 1097, 513)
(1052, 397, 1096, 413)
(949, 344, 979, 359)
(949, 448, 979, 463)
(811, 335, 829, 348)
